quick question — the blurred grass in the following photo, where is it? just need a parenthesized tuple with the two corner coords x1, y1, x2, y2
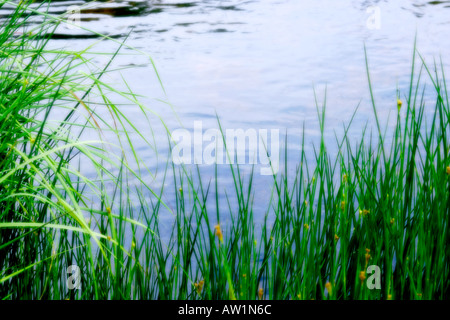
(0, 0, 449, 300)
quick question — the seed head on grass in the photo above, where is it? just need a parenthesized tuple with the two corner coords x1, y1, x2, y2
(304, 223, 309, 230)
(359, 271, 366, 283)
(446, 166, 450, 175)
(325, 282, 332, 296)
(214, 224, 223, 242)
(194, 280, 204, 295)
(365, 249, 371, 264)
(397, 98, 402, 110)
(334, 234, 339, 241)
(258, 288, 264, 300)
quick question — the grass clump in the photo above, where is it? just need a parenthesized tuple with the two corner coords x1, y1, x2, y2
(0, 0, 160, 299)
(0, 1, 449, 300)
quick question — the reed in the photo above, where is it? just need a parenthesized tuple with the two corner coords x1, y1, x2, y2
(0, 0, 448, 300)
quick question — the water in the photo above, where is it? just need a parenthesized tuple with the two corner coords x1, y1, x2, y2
(3, 0, 450, 221)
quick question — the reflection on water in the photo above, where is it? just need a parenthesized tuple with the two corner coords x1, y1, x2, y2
(0, 0, 251, 39)
(3, 1, 449, 42)
(1, 1, 450, 35)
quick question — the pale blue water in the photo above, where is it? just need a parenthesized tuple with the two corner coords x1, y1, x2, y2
(2, 0, 450, 224)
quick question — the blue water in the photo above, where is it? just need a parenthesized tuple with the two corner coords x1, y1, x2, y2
(3, 0, 450, 224)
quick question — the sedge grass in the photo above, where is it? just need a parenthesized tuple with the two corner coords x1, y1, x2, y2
(1, 0, 449, 300)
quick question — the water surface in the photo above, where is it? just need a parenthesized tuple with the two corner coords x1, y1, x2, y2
(3, 0, 450, 221)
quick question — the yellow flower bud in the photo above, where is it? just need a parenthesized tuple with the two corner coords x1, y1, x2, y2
(359, 271, 366, 282)
(214, 225, 223, 242)
(258, 288, 264, 300)
(196, 280, 204, 294)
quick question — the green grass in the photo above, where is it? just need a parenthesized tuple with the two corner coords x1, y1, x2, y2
(0, 1, 449, 300)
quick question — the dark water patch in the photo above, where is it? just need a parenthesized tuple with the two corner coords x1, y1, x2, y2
(44, 32, 126, 39)
(161, 2, 197, 8)
(78, 1, 155, 17)
(217, 5, 243, 11)
(175, 21, 204, 27)
(79, 16, 101, 22)
(428, 0, 450, 4)
(149, 7, 164, 14)
(209, 28, 231, 33)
